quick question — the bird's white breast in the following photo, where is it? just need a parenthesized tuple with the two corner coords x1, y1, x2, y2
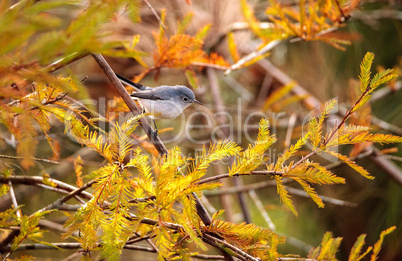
(139, 99, 187, 119)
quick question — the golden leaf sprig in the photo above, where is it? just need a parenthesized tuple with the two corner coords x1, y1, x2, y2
(309, 226, 396, 261)
(133, 10, 229, 85)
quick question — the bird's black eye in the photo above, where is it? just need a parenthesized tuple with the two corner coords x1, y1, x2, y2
(183, 97, 189, 102)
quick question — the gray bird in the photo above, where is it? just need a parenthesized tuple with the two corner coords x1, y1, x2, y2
(116, 74, 202, 134)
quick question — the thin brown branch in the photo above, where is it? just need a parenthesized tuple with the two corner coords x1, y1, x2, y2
(248, 189, 276, 230)
(0, 242, 156, 253)
(334, 0, 349, 22)
(369, 81, 401, 102)
(0, 182, 21, 257)
(46, 53, 89, 73)
(145, 237, 159, 254)
(205, 179, 279, 196)
(61, 252, 82, 261)
(34, 184, 86, 204)
(123, 244, 156, 252)
(38, 219, 67, 233)
(0, 154, 59, 165)
(0, 176, 92, 200)
(128, 214, 182, 231)
(127, 234, 154, 244)
(371, 116, 402, 136)
(370, 149, 402, 186)
(0, 243, 82, 253)
(38, 180, 96, 212)
(192, 254, 226, 260)
(286, 186, 357, 207)
(201, 236, 237, 261)
(198, 170, 283, 185)
(34, 183, 76, 195)
(225, 39, 284, 75)
(284, 113, 297, 150)
(143, 0, 166, 30)
(291, 149, 319, 170)
(202, 233, 259, 261)
(324, 89, 371, 146)
(192, 62, 229, 70)
(58, 204, 82, 211)
(0, 238, 224, 259)
(8, 182, 21, 219)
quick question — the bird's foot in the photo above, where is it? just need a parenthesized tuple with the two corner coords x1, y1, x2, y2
(153, 129, 158, 140)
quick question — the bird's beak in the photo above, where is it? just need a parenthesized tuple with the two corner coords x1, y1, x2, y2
(193, 99, 203, 105)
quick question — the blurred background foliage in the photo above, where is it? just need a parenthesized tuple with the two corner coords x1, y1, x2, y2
(0, 0, 401, 260)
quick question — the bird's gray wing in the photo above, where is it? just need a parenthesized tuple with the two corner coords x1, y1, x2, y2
(130, 89, 166, 100)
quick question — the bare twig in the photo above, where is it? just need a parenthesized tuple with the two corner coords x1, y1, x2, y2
(284, 113, 297, 150)
(324, 88, 372, 146)
(198, 170, 283, 185)
(286, 186, 357, 207)
(192, 254, 225, 260)
(248, 190, 276, 230)
(0, 176, 92, 200)
(202, 233, 260, 261)
(225, 39, 283, 75)
(62, 252, 82, 261)
(212, 164, 235, 221)
(0, 242, 157, 253)
(58, 204, 82, 211)
(371, 116, 402, 136)
(384, 155, 402, 162)
(34, 184, 86, 204)
(145, 237, 159, 253)
(38, 219, 67, 233)
(46, 53, 89, 73)
(123, 244, 156, 252)
(205, 179, 279, 196)
(291, 150, 319, 170)
(143, 0, 166, 30)
(0, 243, 82, 253)
(256, 74, 273, 108)
(334, 0, 349, 22)
(127, 234, 154, 244)
(38, 180, 96, 212)
(0, 155, 59, 165)
(289, 26, 339, 43)
(191, 62, 229, 70)
(370, 149, 402, 186)
(1, 182, 21, 259)
(369, 81, 401, 102)
(8, 182, 21, 219)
